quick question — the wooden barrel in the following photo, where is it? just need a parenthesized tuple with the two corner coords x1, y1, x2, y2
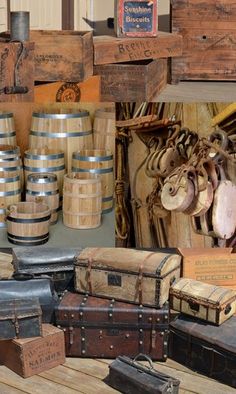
(0, 112, 16, 146)
(0, 145, 23, 188)
(26, 173, 59, 225)
(29, 110, 93, 172)
(72, 149, 114, 214)
(63, 173, 102, 229)
(6, 202, 51, 246)
(24, 148, 65, 197)
(93, 108, 116, 158)
(0, 171, 21, 228)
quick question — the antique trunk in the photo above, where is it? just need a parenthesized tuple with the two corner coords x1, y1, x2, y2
(171, 0, 236, 82)
(169, 315, 236, 388)
(94, 59, 167, 102)
(0, 40, 34, 102)
(12, 247, 82, 294)
(55, 291, 169, 360)
(75, 248, 181, 307)
(0, 299, 42, 340)
(30, 30, 93, 82)
(107, 355, 180, 394)
(93, 33, 183, 65)
(115, 0, 158, 37)
(0, 324, 65, 378)
(0, 276, 58, 323)
(169, 278, 236, 325)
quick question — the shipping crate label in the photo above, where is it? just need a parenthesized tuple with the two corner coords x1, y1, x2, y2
(118, 1, 157, 35)
(23, 337, 64, 371)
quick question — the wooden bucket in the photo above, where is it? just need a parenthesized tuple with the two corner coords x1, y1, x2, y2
(63, 173, 102, 229)
(24, 148, 65, 197)
(72, 149, 114, 214)
(26, 173, 59, 225)
(29, 110, 93, 172)
(0, 145, 23, 188)
(6, 201, 51, 246)
(0, 112, 16, 146)
(0, 171, 21, 228)
(93, 108, 116, 158)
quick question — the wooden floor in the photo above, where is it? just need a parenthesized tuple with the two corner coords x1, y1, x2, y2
(0, 358, 235, 394)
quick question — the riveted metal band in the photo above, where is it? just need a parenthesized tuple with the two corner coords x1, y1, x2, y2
(26, 189, 59, 196)
(0, 113, 13, 119)
(0, 175, 20, 183)
(72, 153, 113, 162)
(0, 166, 21, 172)
(72, 168, 113, 174)
(7, 233, 49, 246)
(0, 189, 21, 197)
(30, 130, 92, 138)
(24, 165, 65, 173)
(0, 131, 16, 137)
(79, 294, 88, 356)
(7, 215, 51, 223)
(27, 173, 57, 183)
(25, 152, 64, 160)
(0, 147, 20, 155)
(32, 111, 89, 119)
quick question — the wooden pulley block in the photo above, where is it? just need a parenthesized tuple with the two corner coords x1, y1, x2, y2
(161, 175, 195, 212)
(156, 147, 184, 178)
(212, 180, 236, 239)
(184, 175, 214, 217)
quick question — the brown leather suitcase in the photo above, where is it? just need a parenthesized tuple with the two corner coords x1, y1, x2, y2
(55, 291, 169, 360)
(0, 324, 65, 378)
(0, 299, 42, 340)
(169, 315, 236, 388)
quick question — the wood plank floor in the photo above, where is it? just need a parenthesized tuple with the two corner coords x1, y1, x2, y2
(0, 358, 235, 394)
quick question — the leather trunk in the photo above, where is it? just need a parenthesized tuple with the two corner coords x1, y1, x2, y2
(169, 278, 236, 325)
(55, 291, 169, 360)
(12, 247, 82, 294)
(0, 276, 58, 323)
(0, 299, 42, 340)
(169, 315, 236, 388)
(0, 324, 65, 378)
(107, 355, 180, 394)
(75, 248, 181, 307)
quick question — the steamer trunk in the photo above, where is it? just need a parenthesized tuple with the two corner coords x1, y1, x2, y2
(75, 248, 181, 307)
(55, 292, 169, 360)
(0, 324, 65, 378)
(171, 0, 236, 82)
(169, 315, 236, 388)
(94, 59, 167, 102)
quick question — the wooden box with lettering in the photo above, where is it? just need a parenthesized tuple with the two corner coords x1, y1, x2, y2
(94, 58, 167, 101)
(115, 0, 158, 37)
(0, 40, 34, 102)
(171, 0, 236, 82)
(0, 324, 65, 378)
(93, 33, 183, 65)
(30, 30, 93, 82)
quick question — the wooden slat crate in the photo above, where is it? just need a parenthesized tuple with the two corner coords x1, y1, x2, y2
(171, 0, 236, 82)
(93, 32, 183, 65)
(0, 41, 34, 102)
(94, 58, 167, 101)
(30, 30, 93, 82)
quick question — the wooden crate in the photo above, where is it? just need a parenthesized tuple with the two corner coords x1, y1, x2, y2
(93, 32, 183, 65)
(94, 58, 167, 101)
(30, 30, 93, 82)
(171, 0, 236, 82)
(34, 76, 101, 103)
(115, 0, 158, 37)
(0, 41, 34, 102)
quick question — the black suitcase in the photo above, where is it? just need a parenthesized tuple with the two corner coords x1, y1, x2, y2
(107, 354, 180, 394)
(0, 298, 42, 340)
(12, 247, 82, 293)
(169, 315, 236, 388)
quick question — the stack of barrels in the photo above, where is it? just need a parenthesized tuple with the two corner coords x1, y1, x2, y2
(0, 107, 116, 245)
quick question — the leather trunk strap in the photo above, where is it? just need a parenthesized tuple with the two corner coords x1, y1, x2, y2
(138, 252, 156, 305)
(86, 248, 100, 294)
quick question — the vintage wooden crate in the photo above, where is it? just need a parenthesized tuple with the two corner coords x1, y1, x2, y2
(171, 0, 236, 82)
(30, 30, 93, 82)
(0, 324, 65, 378)
(0, 40, 34, 102)
(93, 33, 183, 65)
(115, 0, 158, 37)
(94, 58, 167, 101)
(34, 76, 101, 103)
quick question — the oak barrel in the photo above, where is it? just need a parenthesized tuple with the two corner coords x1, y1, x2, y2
(93, 108, 116, 158)
(0, 112, 16, 146)
(63, 173, 102, 229)
(72, 149, 114, 214)
(0, 171, 21, 228)
(6, 202, 51, 246)
(26, 173, 59, 225)
(0, 145, 23, 188)
(29, 110, 93, 172)
(24, 148, 65, 197)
